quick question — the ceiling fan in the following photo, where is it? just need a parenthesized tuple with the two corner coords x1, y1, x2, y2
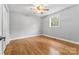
(32, 4, 49, 14)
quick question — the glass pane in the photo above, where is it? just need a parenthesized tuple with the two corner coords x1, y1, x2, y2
(50, 15, 60, 27)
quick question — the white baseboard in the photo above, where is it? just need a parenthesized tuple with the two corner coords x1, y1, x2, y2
(42, 34, 79, 45)
(6, 34, 42, 45)
(6, 34, 79, 45)
(10, 34, 42, 40)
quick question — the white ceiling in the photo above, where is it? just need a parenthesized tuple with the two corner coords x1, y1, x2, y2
(7, 4, 74, 17)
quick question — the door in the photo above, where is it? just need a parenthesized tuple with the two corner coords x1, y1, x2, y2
(0, 4, 9, 55)
(0, 4, 3, 55)
(0, 5, 2, 36)
(2, 5, 9, 54)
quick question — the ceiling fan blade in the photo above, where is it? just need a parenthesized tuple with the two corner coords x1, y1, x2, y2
(44, 9, 49, 11)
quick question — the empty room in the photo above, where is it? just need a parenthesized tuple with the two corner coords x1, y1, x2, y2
(0, 4, 79, 55)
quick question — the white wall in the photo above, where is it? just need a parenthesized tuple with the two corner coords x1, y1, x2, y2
(0, 5, 2, 36)
(42, 5, 79, 42)
(9, 12, 42, 38)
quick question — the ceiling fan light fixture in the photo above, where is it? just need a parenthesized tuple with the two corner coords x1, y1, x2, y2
(32, 4, 49, 14)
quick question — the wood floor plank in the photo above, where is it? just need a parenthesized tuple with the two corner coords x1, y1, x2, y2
(4, 35, 79, 55)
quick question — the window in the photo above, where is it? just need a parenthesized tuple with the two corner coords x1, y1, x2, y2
(49, 15, 60, 27)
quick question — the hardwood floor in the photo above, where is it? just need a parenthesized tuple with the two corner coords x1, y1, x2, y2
(4, 35, 79, 55)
